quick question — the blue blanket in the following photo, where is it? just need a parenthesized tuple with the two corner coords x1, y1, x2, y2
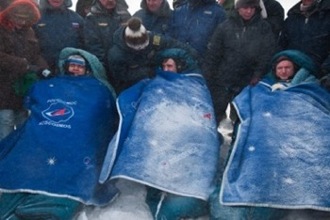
(0, 76, 118, 206)
(220, 81, 330, 211)
(100, 71, 221, 201)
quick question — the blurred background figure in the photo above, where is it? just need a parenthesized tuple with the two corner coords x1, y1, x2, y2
(279, 0, 330, 79)
(84, 0, 130, 79)
(34, 0, 84, 74)
(133, 0, 172, 35)
(0, 0, 48, 140)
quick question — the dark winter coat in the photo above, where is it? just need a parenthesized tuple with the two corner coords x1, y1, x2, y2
(203, 10, 276, 121)
(107, 27, 199, 93)
(33, 0, 84, 73)
(204, 10, 276, 86)
(133, 0, 172, 35)
(263, 0, 284, 38)
(0, 26, 48, 110)
(84, 0, 130, 73)
(223, 0, 284, 38)
(279, 0, 330, 78)
(169, 0, 226, 56)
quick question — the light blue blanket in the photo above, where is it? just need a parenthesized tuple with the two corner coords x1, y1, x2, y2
(220, 80, 330, 211)
(100, 70, 221, 201)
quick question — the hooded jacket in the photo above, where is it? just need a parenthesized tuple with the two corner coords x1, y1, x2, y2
(84, 0, 131, 73)
(133, 0, 172, 35)
(264, 49, 318, 86)
(0, 0, 48, 110)
(33, 0, 84, 73)
(169, 0, 226, 56)
(155, 48, 201, 73)
(279, 0, 330, 78)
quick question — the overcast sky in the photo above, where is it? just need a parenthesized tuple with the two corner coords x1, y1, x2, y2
(71, 0, 300, 16)
(124, 0, 299, 16)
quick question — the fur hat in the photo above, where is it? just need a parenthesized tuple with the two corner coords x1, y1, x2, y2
(0, 0, 40, 29)
(235, 0, 260, 9)
(124, 17, 149, 50)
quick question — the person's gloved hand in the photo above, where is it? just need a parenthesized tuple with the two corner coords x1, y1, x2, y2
(320, 74, 330, 91)
(250, 77, 260, 86)
(28, 65, 53, 79)
(27, 64, 41, 73)
(40, 69, 52, 78)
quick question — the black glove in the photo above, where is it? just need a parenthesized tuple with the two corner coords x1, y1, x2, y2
(28, 65, 53, 79)
(250, 77, 260, 86)
(27, 64, 41, 73)
(40, 69, 52, 78)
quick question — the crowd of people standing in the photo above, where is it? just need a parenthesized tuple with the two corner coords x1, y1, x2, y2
(0, 0, 329, 219)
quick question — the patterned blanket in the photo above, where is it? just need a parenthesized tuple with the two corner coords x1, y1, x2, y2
(100, 70, 221, 201)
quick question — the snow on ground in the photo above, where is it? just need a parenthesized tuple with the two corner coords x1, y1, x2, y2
(76, 179, 210, 220)
(76, 108, 234, 220)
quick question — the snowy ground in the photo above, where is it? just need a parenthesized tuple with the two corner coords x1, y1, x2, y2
(76, 112, 234, 220)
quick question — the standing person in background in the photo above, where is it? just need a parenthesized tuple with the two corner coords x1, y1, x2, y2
(133, 0, 172, 35)
(203, 0, 276, 124)
(76, 0, 93, 17)
(76, 0, 129, 18)
(84, 0, 130, 79)
(34, 0, 84, 74)
(0, 0, 48, 141)
(218, 0, 284, 38)
(169, 0, 226, 56)
(262, 0, 284, 39)
(279, 0, 330, 79)
(107, 17, 199, 93)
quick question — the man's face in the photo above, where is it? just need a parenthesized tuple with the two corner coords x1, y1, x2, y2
(68, 63, 86, 76)
(217, 0, 226, 5)
(275, 60, 295, 80)
(162, 58, 178, 73)
(146, 0, 163, 13)
(99, 0, 116, 10)
(48, 0, 65, 8)
(238, 6, 256, 21)
(10, 13, 32, 29)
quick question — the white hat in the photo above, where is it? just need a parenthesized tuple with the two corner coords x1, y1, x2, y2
(124, 17, 149, 50)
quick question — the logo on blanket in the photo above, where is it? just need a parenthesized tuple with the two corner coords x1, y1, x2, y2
(41, 100, 75, 126)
